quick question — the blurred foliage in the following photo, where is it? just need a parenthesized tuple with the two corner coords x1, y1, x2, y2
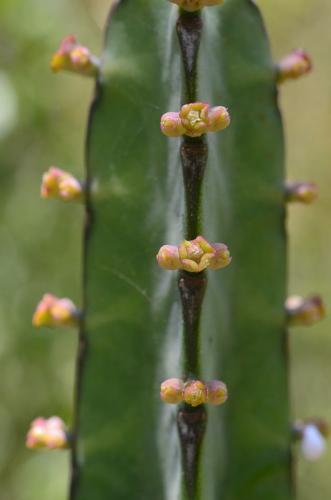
(0, 0, 330, 498)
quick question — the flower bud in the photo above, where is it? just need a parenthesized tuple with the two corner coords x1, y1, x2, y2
(26, 416, 68, 450)
(300, 424, 326, 461)
(160, 103, 230, 139)
(156, 245, 181, 270)
(50, 34, 99, 77)
(206, 380, 228, 405)
(277, 49, 312, 83)
(179, 102, 210, 137)
(32, 293, 80, 328)
(160, 112, 186, 138)
(41, 167, 83, 202)
(207, 106, 231, 133)
(160, 378, 184, 404)
(183, 380, 207, 407)
(157, 236, 231, 273)
(286, 295, 326, 326)
(208, 243, 232, 270)
(285, 181, 318, 204)
(168, 0, 224, 11)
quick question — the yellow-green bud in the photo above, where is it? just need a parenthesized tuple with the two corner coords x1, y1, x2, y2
(183, 380, 207, 407)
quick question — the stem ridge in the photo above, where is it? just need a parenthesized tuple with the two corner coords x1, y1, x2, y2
(176, 10, 208, 500)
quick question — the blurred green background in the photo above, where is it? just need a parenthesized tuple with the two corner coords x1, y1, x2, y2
(0, 0, 330, 498)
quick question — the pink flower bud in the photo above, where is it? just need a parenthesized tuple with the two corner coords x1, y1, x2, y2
(160, 112, 185, 137)
(208, 243, 232, 270)
(50, 34, 99, 77)
(207, 106, 231, 133)
(286, 295, 326, 326)
(32, 293, 79, 328)
(206, 380, 228, 405)
(277, 50, 312, 83)
(26, 416, 68, 450)
(41, 167, 83, 202)
(285, 181, 318, 204)
(160, 378, 184, 404)
(156, 245, 181, 270)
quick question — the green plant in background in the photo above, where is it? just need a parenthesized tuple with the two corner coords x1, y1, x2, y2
(25, 0, 329, 499)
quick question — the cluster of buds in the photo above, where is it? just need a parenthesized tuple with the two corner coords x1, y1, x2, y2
(26, 417, 69, 450)
(161, 102, 230, 138)
(285, 181, 318, 204)
(286, 295, 326, 327)
(160, 378, 228, 407)
(169, 0, 224, 12)
(157, 236, 231, 273)
(276, 49, 312, 83)
(41, 167, 83, 202)
(293, 419, 329, 461)
(32, 293, 80, 328)
(50, 35, 99, 77)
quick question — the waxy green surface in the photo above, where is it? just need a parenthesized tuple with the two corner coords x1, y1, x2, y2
(71, 0, 291, 499)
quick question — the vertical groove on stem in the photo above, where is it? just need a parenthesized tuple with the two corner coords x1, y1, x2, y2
(176, 10, 209, 500)
(69, 82, 101, 499)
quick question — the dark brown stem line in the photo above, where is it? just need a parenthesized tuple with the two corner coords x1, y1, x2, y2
(176, 10, 208, 500)
(177, 406, 207, 500)
(178, 270, 207, 378)
(176, 11, 202, 103)
(180, 138, 208, 240)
